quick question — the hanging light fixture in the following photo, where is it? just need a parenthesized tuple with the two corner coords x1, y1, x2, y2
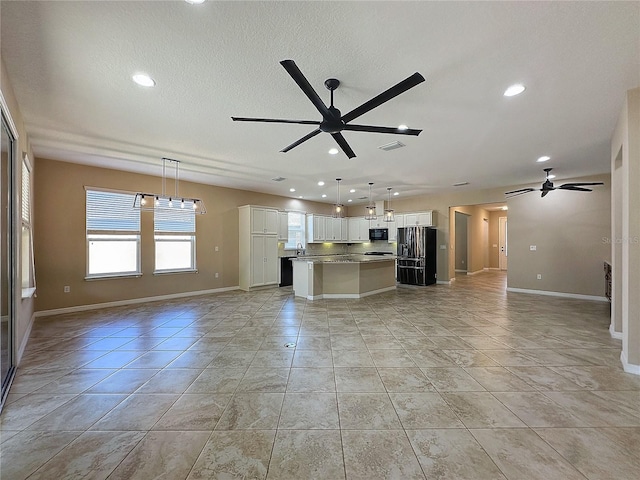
(383, 187, 395, 222)
(364, 182, 377, 220)
(133, 157, 207, 214)
(332, 178, 344, 218)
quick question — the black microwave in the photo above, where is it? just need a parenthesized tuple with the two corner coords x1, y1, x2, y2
(369, 228, 389, 241)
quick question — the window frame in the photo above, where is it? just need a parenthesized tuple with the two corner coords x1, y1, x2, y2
(21, 154, 36, 297)
(85, 187, 142, 279)
(153, 197, 197, 274)
(284, 210, 306, 250)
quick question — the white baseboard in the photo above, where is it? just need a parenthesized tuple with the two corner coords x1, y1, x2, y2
(17, 312, 36, 365)
(34, 286, 240, 317)
(437, 279, 453, 285)
(621, 350, 640, 375)
(609, 324, 623, 340)
(454, 269, 467, 273)
(467, 269, 485, 276)
(506, 287, 608, 302)
(304, 286, 396, 300)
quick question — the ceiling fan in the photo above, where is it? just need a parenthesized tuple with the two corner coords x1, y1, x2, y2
(232, 60, 425, 159)
(505, 168, 604, 198)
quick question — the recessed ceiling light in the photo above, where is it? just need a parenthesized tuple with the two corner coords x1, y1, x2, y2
(328, 148, 339, 155)
(548, 174, 556, 179)
(347, 199, 353, 203)
(298, 196, 303, 199)
(289, 188, 296, 192)
(321, 194, 327, 198)
(398, 124, 408, 130)
(349, 189, 356, 193)
(317, 181, 325, 186)
(393, 192, 400, 196)
(537, 155, 551, 163)
(132, 73, 155, 87)
(504, 84, 525, 97)
(184, 0, 205, 4)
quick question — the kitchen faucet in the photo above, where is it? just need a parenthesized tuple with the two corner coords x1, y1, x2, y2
(296, 243, 306, 256)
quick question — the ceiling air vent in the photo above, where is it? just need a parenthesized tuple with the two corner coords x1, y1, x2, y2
(272, 176, 286, 182)
(453, 181, 469, 187)
(378, 141, 406, 151)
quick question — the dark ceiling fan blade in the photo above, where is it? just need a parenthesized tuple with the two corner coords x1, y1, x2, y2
(280, 60, 331, 118)
(559, 182, 604, 187)
(541, 189, 551, 197)
(280, 128, 322, 153)
(232, 117, 320, 125)
(342, 72, 425, 123)
(504, 187, 535, 195)
(505, 191, 533, 198)
(559, 185, 592, 192)
(342, 124, 422, 136)
(331, 132, 356, 159)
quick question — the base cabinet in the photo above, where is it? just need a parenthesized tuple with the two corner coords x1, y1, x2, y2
(239, 205, 279, 290)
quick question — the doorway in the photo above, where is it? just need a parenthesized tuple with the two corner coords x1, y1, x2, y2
(499, 216, 508, 270)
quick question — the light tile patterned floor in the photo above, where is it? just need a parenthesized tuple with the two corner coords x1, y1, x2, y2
(2, 271, 640, 479)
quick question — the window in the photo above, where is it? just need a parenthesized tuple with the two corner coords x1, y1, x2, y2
(21, 155, 36, 295)
(154, 197, 196, 273)
(285, 211, 306, 250)
(86, 189, 141, 277)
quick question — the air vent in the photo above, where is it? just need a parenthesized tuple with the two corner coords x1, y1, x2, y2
(378, 141, 406, 151)
(272, 176, 286, 182)
(453, 181, 469, 187)
(358, 196, 368, 200)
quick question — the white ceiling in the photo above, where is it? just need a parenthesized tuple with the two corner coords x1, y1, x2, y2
(1, 1, 638, 204)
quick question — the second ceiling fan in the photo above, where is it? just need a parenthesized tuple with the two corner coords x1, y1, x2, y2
(505, 168, 604, 198)
(232, 60, 425, 159)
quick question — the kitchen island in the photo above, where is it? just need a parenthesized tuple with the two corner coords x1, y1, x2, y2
(291, 255, 396, 300)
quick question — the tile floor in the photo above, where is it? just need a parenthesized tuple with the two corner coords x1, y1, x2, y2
(1, 271, 640, 479)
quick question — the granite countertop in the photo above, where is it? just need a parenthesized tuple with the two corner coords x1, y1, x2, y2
(291, 254, 396, 264)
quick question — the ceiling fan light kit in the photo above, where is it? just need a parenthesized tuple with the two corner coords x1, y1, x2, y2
(232, 59, 425, 159)
(504, 168, 604, 198)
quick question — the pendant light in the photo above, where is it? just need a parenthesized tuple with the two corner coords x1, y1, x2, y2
(134, 157, 207, 214)
(332, 178, 344, 218)
(383, 187, 395, 222)
(364, 182, 377, 220)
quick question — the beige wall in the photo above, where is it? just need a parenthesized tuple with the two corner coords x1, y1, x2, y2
(1, 56, 35, 361)
(33, 158, 335, 312)
(506, 173, 610, 297)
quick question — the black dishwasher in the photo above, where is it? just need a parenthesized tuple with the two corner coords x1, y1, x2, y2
(279, 257, 294, 287)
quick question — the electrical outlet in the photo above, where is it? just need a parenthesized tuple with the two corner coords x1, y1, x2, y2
(537, 274, 542, 280)
(215, 246, 219, 252)
(215, 272, 219, 278)
(530, 245, 537, 251)
(63, 285, 70, 293)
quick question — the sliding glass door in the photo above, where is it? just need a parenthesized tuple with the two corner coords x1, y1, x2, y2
(1, 111, 16, 408)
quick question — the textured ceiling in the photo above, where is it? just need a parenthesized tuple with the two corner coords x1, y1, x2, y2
(1, 1, 639, 204)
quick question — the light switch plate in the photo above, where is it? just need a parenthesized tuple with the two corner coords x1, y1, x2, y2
(530, 245, 537, 251)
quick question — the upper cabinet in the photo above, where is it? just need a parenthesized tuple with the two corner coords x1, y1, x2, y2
(348, 217, 369, 243)
(307, 214, 326, 243)
(403, 211, 433, 227)
(251, 207, 279, 234)
(278, 211, 288, 241)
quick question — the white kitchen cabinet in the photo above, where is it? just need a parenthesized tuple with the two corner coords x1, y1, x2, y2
(325, 216, 345, 241)
(251, 207, 279, 234)
(403, 211, 433, 227)
(348, 217, 369, 242)
(306, 214, 326, 243)
(278, 211, 288, 241)
(239, 205, 279, 291)
(388, 214, 405, 242)
(340, 218, 349, 241)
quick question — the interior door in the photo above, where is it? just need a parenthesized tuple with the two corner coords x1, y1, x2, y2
(499, 216, 508, 270)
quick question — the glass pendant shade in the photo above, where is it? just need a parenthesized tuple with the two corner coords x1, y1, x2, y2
(364, 182, 377, 220)
(332, 178, 344, 218)
(383, 187, 395, 222)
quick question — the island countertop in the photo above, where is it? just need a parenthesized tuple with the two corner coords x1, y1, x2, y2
(291, 254, 396, 264)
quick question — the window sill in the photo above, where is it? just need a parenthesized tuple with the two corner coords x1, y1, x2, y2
(21, 287, 36, 299)
(153, 269, 198, 276)
(85, 273, 142, 281)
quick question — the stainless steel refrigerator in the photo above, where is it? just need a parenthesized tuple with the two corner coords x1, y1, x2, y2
(397, 226, 437, 285)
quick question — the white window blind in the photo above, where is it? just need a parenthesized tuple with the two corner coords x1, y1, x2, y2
(86, 190, 140, 232)
(154, 198, 196, 233)
(21, 161, 30, 223)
